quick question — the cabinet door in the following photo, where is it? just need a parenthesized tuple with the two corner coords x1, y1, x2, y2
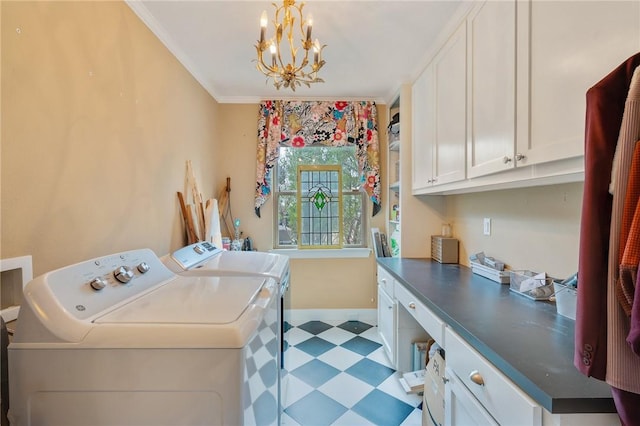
(445, 328, 541, 426)
(377, 285, 396, 366)
(466, 0, 516, 178)
(445, 367, 499, 426)
(516, 0, 640, 166)
(433, 22, 467, 186)
(412, 65, 435, 192)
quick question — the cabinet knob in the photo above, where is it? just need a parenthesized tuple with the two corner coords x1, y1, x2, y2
(469, 370, 485, 386)
(515, 153, 526, 161)
(408, 302, 416, 309)
(502, 156, 512, 164)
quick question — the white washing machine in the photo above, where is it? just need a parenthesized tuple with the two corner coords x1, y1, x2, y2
(8, 248, 279, 426)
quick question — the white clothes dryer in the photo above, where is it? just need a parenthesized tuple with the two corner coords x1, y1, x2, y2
(162, 242, 292, 414)
(162, 241, 289, 285)
(8, 248, 278, 426)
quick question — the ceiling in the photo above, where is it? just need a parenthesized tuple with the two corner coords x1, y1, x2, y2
(126, 1, 469, 104)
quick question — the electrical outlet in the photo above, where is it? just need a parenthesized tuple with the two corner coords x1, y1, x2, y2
(483, 218, 491, 236)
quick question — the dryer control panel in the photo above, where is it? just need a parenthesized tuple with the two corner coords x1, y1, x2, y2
(169, 241, 222, 270)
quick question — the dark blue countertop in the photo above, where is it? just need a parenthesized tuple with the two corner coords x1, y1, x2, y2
(377, 258, 615, 414)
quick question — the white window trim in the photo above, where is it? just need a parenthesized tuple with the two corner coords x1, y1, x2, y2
(269, 248, 371, 259)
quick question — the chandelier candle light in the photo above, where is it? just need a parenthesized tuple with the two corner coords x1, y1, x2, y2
(255, 0, 326, 91)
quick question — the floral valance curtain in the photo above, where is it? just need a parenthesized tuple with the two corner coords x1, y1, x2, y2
(254, 100, 381, 217)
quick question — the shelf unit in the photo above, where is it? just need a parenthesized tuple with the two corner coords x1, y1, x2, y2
(387, 96, 401, 257)
(386, 83, 441, 259)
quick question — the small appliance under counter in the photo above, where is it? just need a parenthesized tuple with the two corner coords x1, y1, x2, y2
(376, 258, 616, 425)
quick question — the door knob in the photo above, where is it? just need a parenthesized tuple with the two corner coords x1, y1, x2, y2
(469, 370, 485, 386)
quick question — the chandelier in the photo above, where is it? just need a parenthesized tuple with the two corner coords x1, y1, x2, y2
(255, 0, 326, 91)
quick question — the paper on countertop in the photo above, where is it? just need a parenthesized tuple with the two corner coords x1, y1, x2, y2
(469, 251, 505, 271)
(519, 272, 547, 292)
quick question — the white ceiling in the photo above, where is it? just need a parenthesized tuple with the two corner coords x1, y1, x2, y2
(126, 0, 470, 104)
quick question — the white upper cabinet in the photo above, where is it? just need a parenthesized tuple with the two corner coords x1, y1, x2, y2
(412, 22, 467, 193)
(412, 65, 434, 192)
(433, 22, 467, 186)
(516, 0, 640, 167)
(466, 0, 516, 178)
(411, 0, 640, 195)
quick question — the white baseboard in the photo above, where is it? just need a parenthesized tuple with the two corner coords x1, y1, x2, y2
(288, 309, 377, 325)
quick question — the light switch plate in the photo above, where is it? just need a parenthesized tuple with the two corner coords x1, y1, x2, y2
(483, 218, 491, 236)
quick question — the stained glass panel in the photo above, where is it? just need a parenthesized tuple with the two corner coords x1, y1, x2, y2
(297, 165, 343, 249)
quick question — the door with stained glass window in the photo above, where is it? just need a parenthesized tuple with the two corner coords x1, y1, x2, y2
(297, 165, 343, 249)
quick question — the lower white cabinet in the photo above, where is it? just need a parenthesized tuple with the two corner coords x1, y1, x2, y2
(442, 326, 620, 426)
(394, 280, 443, 373)
(377, 284, 396, 367)
(377, 266, 397, 366)
(445, 367, 499, 426)
(377, 266, 395, 297)
(380, 264, 621, 425)
(444, 327, 542, 426)
(395, 280, 444, 345)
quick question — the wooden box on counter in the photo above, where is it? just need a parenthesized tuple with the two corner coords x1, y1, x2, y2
(431, 236, 458, 264)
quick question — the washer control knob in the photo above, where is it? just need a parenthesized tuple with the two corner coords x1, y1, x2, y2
(114, 266, 134, 283)
(193, 245, 205, 255)
(89, 277, 107, 291)
(137, 262, 150, 274)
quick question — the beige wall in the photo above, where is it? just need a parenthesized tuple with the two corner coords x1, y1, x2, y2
(215, 104, 269, 245)
(443, 182, 583, 279)
(1, 1, 220, 276)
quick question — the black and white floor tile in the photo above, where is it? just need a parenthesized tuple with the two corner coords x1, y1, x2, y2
(281, 319, 423, 426)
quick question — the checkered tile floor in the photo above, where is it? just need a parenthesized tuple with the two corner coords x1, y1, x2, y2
(281, 320, 422, 426)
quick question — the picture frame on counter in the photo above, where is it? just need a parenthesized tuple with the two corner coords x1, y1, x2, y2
(371, 227, 391, 257)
